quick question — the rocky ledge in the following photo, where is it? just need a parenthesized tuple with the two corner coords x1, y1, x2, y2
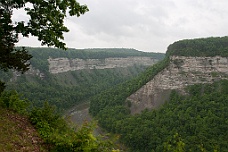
(127, 56, 228, 114)
(48, 57, 158, 74)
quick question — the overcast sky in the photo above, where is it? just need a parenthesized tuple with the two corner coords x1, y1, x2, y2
(15, 0, 228, 53)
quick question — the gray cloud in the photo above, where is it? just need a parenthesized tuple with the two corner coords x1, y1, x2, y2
(16, 0, 228, 53)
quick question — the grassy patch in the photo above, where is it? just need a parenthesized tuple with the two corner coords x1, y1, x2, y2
(0, 107, 47, 152)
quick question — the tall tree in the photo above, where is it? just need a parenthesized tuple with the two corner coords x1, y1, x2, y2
(0, 0, 89, 92)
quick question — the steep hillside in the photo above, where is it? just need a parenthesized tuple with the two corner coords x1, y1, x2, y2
(0, 91, 120, 152)
(116, 80, 228, 151)
(0, 47, 164, 111)
(128, 56, 228, 114)
(0, 107, 47, 152)
(88, 36, 228, 151)
(127, 36, 228, 114)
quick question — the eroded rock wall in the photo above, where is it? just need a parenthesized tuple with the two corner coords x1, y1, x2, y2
(127, 56, 228, 114)
(10, 66, 45, 82)
(48, 57, 158, 74)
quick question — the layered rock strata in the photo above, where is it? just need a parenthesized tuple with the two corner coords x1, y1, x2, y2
(127, 56, 228, 114)
(11, 66, 45, 82)
(48, 57, 158, 74)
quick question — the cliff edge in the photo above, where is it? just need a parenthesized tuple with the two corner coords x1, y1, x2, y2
(127, 37, 228, 114)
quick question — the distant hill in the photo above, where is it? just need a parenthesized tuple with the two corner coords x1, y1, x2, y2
(167, 36, 228, 57)
(27, 47, 164, 72)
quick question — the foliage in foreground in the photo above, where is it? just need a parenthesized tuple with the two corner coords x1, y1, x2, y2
(0, 91, 119, 152)
(0, 106, 47, 151)
(0, 0, 88, 94)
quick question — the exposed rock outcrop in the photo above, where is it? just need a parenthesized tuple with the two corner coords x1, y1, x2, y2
(26, 66, 45, 78)
(48, 57, 158, 74)
(127, 56, 228, 114)
(10, 66, 45, 82)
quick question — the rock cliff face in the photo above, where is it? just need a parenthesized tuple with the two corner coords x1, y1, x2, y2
(127, 56, 228, 114)
(48, 57, 158, 74)
(11, 66, 45, 82)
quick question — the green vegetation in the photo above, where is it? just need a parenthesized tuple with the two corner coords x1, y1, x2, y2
(0, 0, 88, 90)
(89, 37, 228, 151)
(1, 47, 164, 112)
(0, 91, 47, 151)
(90, 79, 228, 152)
(2, 34, 227, 151)
(118, 80, 228, 151)
(6, 67, 143, 110)
(89, 57, 169, 116)
(0, 107, 47, 152)
(26, 47, 164, 72)
(0, 91, 119, 152)
(167, 36, 228, 57)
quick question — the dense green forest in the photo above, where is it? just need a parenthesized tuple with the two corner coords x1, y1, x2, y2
(90, 73, 228, 152)
(0, 48, 164, 112)
(89, 37, 228, 151)
(167, 36, 228, 57)
(115, 80, 228, 151)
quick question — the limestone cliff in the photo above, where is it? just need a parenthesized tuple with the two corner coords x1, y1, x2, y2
(127, 56, 228, 114)
(48, 57, 158, 74)
(10, 66, 45, 82)
(11, 56, 158, 79)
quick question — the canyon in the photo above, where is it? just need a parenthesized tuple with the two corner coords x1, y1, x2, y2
(11, 56, 158, 80)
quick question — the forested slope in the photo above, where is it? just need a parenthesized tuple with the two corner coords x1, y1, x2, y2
(0, 48, 164, 112)
(89, 36, 228, 151)
(167, 36, 228, 57)
(116, 80, 228, 151)
(0, 107, 47, 152)
(0, 90, 120, 151)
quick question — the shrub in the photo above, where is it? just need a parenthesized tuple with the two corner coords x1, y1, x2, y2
(29, 102, 118, 151)
(0, 90, 29, 114)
